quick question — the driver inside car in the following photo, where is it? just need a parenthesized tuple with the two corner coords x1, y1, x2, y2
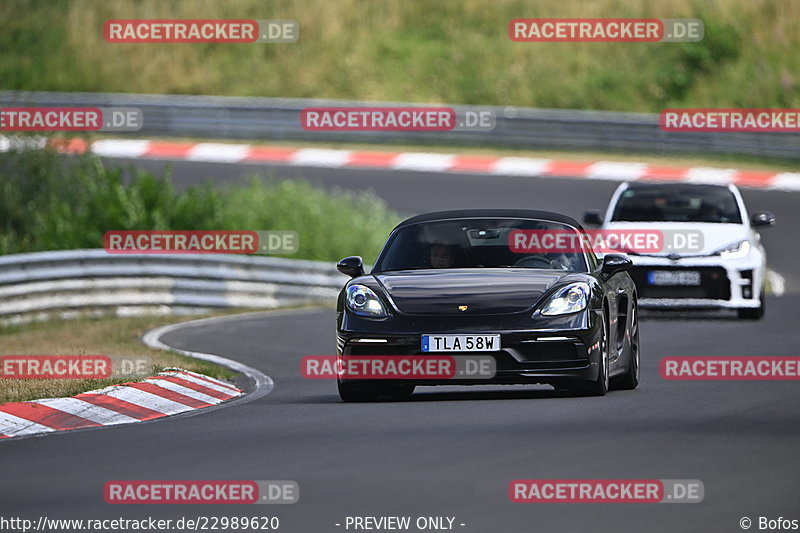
(548, 252, 575, 270)
(429, 243, 456, 268)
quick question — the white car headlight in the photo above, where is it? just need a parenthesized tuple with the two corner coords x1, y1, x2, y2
(345, 284, 387, 317)
(718, 240, 751, 260)
(540, 282, 590, 316)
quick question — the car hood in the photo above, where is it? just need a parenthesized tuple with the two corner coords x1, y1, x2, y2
(373, 268, 571, 315)
(603, 221, 750, 256)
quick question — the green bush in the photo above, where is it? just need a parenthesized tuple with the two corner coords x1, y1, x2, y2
(0, 145, 401, 263)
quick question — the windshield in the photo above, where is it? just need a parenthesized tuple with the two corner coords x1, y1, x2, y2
(611, 187, 742, 223)
(374, 218, 589, 273)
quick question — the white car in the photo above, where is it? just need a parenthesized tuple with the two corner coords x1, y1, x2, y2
(584, 183, 775, 320)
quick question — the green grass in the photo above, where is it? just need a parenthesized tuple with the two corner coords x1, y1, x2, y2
(0, 142, 401, 262)
(0, 0, 798, 112)
(0, 313, 241, 404)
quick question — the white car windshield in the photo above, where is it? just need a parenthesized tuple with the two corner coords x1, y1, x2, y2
(612, 186, 742, 224)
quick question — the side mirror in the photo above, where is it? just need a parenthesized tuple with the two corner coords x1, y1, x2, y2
(583, 211, 604, 226)
(337, 256, 365, 278)
(600, 253, 633, 279)
(750, 211, 775, 228)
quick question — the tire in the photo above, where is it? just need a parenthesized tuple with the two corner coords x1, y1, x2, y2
(337, 381, 415, 402)
(737, 296, 765, 320)
(389, 384, 415, 400)
(337, 380, 379, 402)
(577, 310, 609, 397)
(613, 302, 640, 391)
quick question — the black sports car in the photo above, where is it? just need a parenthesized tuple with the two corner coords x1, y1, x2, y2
(335, 209, 640, 401)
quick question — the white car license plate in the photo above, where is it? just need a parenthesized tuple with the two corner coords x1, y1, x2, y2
(647, 270, 701, 286)
(421, 334, 500, 352)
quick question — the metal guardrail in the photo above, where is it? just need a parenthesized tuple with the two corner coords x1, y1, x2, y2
(1, 91, 799, 159)
(0, 249, 345, 321)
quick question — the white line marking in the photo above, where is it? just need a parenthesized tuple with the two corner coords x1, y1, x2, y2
(685, 167, 736, 185)
(187, 143, 251, 163)
(142, 310, 280, 402)
(0, 411, 55, 437)
(34, 398, 138, 426)
(0, 136, 47, 151)
(90, 385, 195, 416)
(291, 148, 351, 167)
(587, 162, 647, 181)
(142, 378, 222, 405)
(771, 172, 800, 192)
(158, 371, 240, 395)
(491, 157, 550, 176)
(163, 368, 240, 391)
(391, 152, 455, 172)
(90, 139, 151, 158)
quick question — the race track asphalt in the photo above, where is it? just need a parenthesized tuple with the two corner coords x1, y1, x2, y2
(1, 157, 798, 533)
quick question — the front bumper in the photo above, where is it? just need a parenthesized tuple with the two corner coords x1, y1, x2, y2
(628, 253, 765, 310)
(336, 310, 603, 386)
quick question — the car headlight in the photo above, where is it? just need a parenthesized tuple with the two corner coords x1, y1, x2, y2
(345, 284, 387, 318)
(717, 240, 751, 260)
(540, 282, 590, 316)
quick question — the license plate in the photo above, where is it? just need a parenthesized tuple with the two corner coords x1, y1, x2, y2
(421, 334, 500, 352)
(647, 270, 701, 286)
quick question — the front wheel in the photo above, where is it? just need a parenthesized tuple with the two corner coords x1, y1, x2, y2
(737, 296, 765, 320)
(612, 302, 640, 391)
(575, 311, 609, 397)
(337, 380, 379, 402)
